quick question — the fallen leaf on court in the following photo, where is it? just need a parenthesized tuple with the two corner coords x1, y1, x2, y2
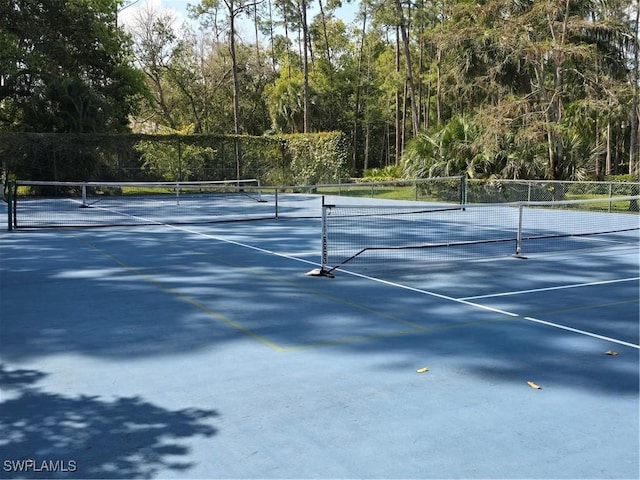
(527, 381, 542, 389)
(604, 350, 618, 356)
(416, 367, 429, 373)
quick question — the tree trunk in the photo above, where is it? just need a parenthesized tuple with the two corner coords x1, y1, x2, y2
(352, 10, 367, 174)
(630, 2, 639, 211)
(436, 47, 442, 126)
(394, 0, 419, 136)
(395, 26, 401, 165)
(605, 120, 611, 175)
(546, 0, 571, 181)
(630, 1, 639, 177)
(253, 1, 261, 68)
(268, 0, 276, 74)
(226, 0, 242, 179)
(300, 0, 309, 132)
(317, 0, 332, 70)
(364, 122, 370, 171)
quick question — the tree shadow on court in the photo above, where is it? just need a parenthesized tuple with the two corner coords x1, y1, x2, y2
(0, 364, 219, 479)
(285, 232, 639, 396)
(0, 225, 638, 397)
(343, 247, 640, 396)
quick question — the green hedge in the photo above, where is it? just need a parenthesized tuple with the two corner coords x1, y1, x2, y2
(0, 132, 350, 186)
(278, 132, 349, 186)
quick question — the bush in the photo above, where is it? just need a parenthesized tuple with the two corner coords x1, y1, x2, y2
(362, 166, 403, 181)
(280, 132, 349, 185)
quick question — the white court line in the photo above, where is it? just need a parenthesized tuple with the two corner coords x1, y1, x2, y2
(336, 269, 640, 350)
(162, 222, 640, 350)
(460, 277, 640, 300)
(81, 213, 640, 351)
(101, 213, 323, 268)
(523, 316, 640, 349)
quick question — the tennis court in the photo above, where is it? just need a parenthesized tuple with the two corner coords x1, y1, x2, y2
(0, 186, 638, 479)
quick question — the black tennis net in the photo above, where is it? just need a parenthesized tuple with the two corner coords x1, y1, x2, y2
(7, 179, 274, 228)
(311, 196, 640, 275)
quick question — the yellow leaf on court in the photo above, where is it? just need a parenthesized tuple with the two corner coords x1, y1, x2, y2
(604, 350, 618, 356)
(416, 367, 429, 373)
(527, 381, 542, 389)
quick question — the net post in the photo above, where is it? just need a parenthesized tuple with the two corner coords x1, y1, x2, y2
(306, 195, 335, 277)
(256, 179, 266, 202)
(7, 181, 14, 231)
(12, 182, 17, 229)
(81, 183, 89, 208)
(274, 189, 278, 218)
(321, 196, 328, 269)
(513, 203, 527, 259)
(460, 175, 467, 205)
(608, 183, 612, 213)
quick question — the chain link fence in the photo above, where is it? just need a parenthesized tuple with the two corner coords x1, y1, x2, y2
(465, 179, 639, 204)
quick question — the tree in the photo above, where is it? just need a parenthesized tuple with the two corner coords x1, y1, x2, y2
(297, 0, 311, 132)
(128, 3, 182, 130)
(420, 0, 634, 181)
(192, 0, 245, 136)
(115, 0, 638, 182)
(393, 0, 419, 136)
(0, 0, 146, 133)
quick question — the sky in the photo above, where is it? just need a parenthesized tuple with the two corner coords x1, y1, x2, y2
(118, 0, 359, 34)
(118, 0, 189, 29)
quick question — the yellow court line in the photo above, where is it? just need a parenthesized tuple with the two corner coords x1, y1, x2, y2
(281, 316, 516, 352)
(68, 231, 484, 351)
(124, 231, 430, 331)
(69, 234, 285, 352)
(523, 298, 640, 318)
(67, 231, 519, 352)
(174, 247, 523, 350)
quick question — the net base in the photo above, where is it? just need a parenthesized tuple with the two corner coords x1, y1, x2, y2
(305, 268, 335, 278)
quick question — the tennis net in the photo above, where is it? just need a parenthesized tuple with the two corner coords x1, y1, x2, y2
(311, 196, 640, 275)
(7, 179, 274, 229)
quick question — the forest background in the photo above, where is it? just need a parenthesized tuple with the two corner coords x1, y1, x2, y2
(1, 0, 639, 186)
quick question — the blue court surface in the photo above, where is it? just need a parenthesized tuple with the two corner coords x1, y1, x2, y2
(0, 194, 638, 479)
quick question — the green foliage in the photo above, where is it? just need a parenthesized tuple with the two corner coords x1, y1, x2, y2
(264, 71, 306, 133)
(0, 133, 141, 182)
(0, 132, 350, 186)
(2, 0, 637, 181)
(0, 0, 147, 134)
(424, 0, 637, 179)
(128, 134, 287, 182)
(280, 132, 349, 185)
(402, 116, 490, 178)
(605, 174, 640, 183)
(362, 166, 403, 181)
(137, 140, 216, 182)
